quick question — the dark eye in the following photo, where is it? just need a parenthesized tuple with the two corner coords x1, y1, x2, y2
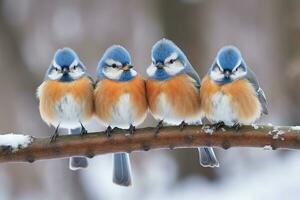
(112, 64, 117, 68)
(169, 59, 175, 64)
(235, 65, 242, 72)
(54, 67, 59, 72)
(72, 65, 77, 70)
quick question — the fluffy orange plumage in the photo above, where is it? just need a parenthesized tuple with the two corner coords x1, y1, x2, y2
(200, 76, 261, 124)
(37, 77, 94, 126)
(145, 74, 201, 121)
(94, 76, 148, 125)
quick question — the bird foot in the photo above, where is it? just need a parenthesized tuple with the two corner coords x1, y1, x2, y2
(129, 125, 136, 135)
(105, 126, 113, 137)
(233, 123, 241, 131)
(179, 121, 187, 131)
(80, 123, 88, 136)
(155, 120, 164, 134)
(211, 121, 225, 131)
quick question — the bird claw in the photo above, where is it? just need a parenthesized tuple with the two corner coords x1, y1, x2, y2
(129, 125, 136, 135)
(179, 121, 187, 131)
(233, 123, 241, 131)
(210, 121, 225, 131)
(155, 120, 164, 134)
(105, 126, 113, 137)
(50, 125, 60, 143)
(80, 123, 88, 136)
(50, 133, 58, 143)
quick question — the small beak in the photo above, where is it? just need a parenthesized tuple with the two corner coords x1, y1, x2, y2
(224, 70, 231, 78)
(62, 68, 69, 75)
(122, 64, 133, 71)
(156, 62, 164, 69)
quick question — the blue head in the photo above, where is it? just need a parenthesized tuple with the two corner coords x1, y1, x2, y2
(96, 45, 136, 82)
(147, 39, 190, 80)
(209, 45, 247, 84)
(46, 47, 86, 82)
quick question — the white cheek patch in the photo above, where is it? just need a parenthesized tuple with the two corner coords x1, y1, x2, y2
(146, 63, 157, 77)
(102, 67, 123, 80)
(210, 70, 225, 82)
(48, 70, 63, 80)
(230, 70, 247, 80)
(69, 68, 85, 79)
(130, 69, 137, 77)
(164, 61, 184, 76)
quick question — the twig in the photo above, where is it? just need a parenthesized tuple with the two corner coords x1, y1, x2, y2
(1, 125, 300, 163)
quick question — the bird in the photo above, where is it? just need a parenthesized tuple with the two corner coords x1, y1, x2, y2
(200, 45, 268, 130)
(145, 38, 219, 168)
(94, 45, 148, 186)
(37, 47, 94, 170)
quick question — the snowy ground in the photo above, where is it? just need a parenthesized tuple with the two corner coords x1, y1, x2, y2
(79, 148, 300, 200)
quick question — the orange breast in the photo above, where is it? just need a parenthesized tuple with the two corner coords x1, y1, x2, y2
(37, 77, 94, 125)
(200, 76, 261, 124)
(145, 74, 201, 118)
(94, 76, 148, 123)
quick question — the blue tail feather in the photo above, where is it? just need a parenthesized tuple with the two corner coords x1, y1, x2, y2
(69, 128, 88, 170)
(198, 147, 219, 168)
(113, 153, 132, 186)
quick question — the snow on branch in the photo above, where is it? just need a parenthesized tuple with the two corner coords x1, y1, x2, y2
(1, 125, 300, 163)
(0, 133, 33, 153)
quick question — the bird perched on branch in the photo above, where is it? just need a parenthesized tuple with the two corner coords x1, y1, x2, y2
(200, 45, 268, 130)
(37, 47, 94, 170)
(94, 45, 148, 186)
(145, 38, 219, 168)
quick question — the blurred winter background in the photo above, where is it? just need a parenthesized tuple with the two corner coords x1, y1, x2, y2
(0, 0, 300, 199)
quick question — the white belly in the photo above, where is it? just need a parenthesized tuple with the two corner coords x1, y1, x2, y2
(210, 92, 236, 125)
(54, 94, 84, 128)
(153, 93, 200, 125)
(107, 94, 139, 129)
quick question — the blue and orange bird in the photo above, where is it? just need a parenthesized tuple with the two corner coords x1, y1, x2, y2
(145, 38, 219, 168)
(200, 45, 268, 133)
(37, 47, 94, 170)
(94, 45, 148, 186)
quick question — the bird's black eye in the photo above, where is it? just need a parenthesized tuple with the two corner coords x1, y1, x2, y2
(54, 67, 59, 72)
(235, 65, 242, 72)
(169, 59, 175, 64)
(112, 64, 117, 68)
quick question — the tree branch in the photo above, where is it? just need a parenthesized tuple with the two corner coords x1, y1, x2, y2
(1, 125, 300, 163)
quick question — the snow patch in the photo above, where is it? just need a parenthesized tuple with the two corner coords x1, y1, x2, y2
(268, 128, 285, 141)
(202, 126, 214, 134)
(0, 133, 33, 152)
(263, 145, 272, 150)
(252, 124, 259, 130)
(291, 126, 300, 131)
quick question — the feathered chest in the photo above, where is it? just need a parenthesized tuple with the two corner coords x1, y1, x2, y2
(145, 74, 201, 120)
(94, 76, 148, 125)
(37, 77, 94, 126)
(200, 76, 262, 125)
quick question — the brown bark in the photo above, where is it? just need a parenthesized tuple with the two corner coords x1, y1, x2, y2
(1, 125, 299, 163)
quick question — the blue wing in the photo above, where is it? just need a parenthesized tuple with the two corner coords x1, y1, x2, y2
(245, 68, 268, 115)
(184, 61, 201, 88)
